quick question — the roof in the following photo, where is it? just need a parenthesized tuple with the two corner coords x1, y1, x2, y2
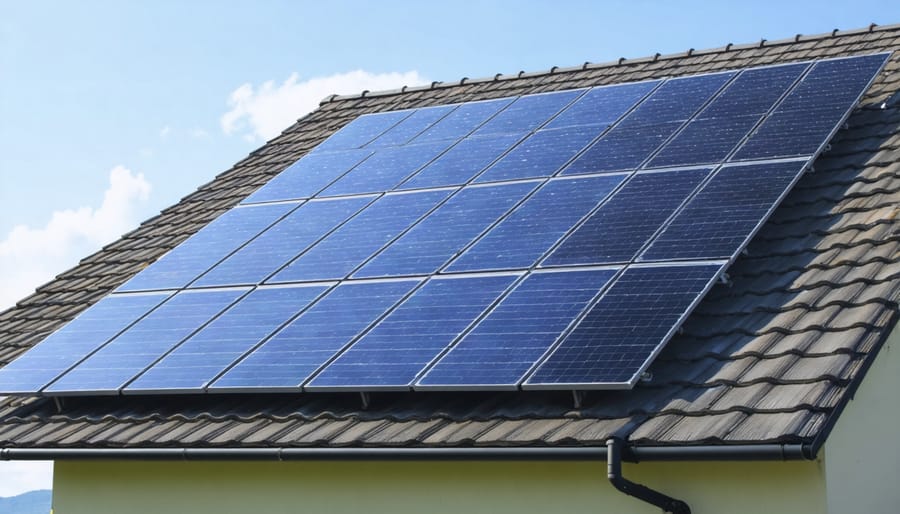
(0, 25, 898, 452)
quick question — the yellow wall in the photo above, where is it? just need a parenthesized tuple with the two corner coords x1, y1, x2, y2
(53, 458, 824, 514)
(823, 325, 900, 514)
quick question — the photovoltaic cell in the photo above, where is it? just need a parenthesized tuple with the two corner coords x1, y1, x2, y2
(734, 54, 889, 160)
(471, 90, 583, 137)
(545, 80, 661, 130)
(474, 125, 607, 183)
(640, 161, 806, 261)
(242, 150, 373, 204)
(193, 197, 372, 287)
(353, 182, 538, 278)
(416, 269, 617, 389)
(307, 274, 518, 390)
(125, 285, 328, 392)
(312, 111, 412, 152)
(45, 288, 246, 394)
(410, 98, 515, 143)
(269, 189, 452, 283)
(364, 105, 456, 148)
(211, 279, 421, 391)
(543, 168, 711, 266)
(524, 263, 723, 388)
(563, 73, 734, 174)
(446, 175, 626, 272)
(318, 140, 454, 197)
(118, 203, 294, 292)
(647, 64, 808, 168)
(0, 293, 169, 394)
(398, 133, 524, 190)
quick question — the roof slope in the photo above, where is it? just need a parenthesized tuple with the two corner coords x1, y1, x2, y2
(0, 25, 898, 450)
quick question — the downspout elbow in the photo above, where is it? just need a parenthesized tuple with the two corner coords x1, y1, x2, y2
(607, 438, 691, 514)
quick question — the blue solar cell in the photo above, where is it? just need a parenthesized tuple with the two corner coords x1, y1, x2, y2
(193, 197, 372, 287)
(118, 204, 294, 292)
(640, 161, 805, 261)
(646, 115, 762, 168)
(318, 140, 455, 197)
(397, 133, 524, 190)
(446, 175, 625, 272)
(698, 63, 808, 119)
(312, 111, 412, 152)
(734, 53, 889, 160)
(45, 289, 246, 394)
(353, 182, 538, 278)
(269, 189, 452, 283)
(211, 280, 421, 391)
(125, 285, 328, 392)
(410, 98, 515, 143)
(0, 293, 169, 394)
(471, 90, 583, 136)
(524, 263, 723, 387)
(416, 269, 617, 389)
(545, 80, 661, 130)
(618, 72, 735, 127)
(562, 122, 684, 174)
(242, 150, 374, 204)
(474, 125, 607, 183)
(307, 274, 518, 390)
(543, 168, 711, 266)
(364, 106, 456, 148)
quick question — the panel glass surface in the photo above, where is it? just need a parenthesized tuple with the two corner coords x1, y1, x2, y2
(447, 175, 626, 272)
(318, 140, 454, 197)
(118, 203, 294, 292)
(471, 90, 583, 137)
(269, 189, 452, 283)
(242, 150, 373, 204)
(364, 105, 456, 148)
(194, 197, 372, 287)
(0, 293, 169, 394)
(125, 285, 328, 392)
(474, 125, 607, 183)
(211, 279, 421, 391)
(640, 161, 806, 261)
(307, 274, 518, 390)
(45, 289, 246, 393)
(353, 182, 538, 278)
(410, 98, 515, 143)
(545, 80, 661, 130)
(311, 111, 411, 152)
(524, 263, 723, 387)
(398, 133, 524, 190)
(543, 168, 711, 266)
(417, 269, 617, 388)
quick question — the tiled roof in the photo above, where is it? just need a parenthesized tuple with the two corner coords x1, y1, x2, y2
(0, 25, 898, 452)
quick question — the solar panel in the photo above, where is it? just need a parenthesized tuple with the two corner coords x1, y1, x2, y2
(307, 274, 519, 391)
(211, 279, 421, 391)
(45, 288, 247, 394)
(523, 263, 724, 388)
(1, 52, 887, 397)
(416, 268, 617, 389)
(117, 203, 295, 292)
(125, 285, 328, 393)
(446, 175, 626, 273)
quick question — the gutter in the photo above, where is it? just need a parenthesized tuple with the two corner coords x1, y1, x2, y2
(0, 442, 814, 461)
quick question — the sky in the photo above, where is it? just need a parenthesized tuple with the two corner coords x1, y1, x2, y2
(0, 0, 896, 497)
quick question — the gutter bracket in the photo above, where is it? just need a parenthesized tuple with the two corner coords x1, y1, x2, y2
(607, 438, 691, 514)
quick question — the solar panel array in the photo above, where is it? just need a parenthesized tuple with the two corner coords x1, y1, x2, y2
(0, 53, 888, 396)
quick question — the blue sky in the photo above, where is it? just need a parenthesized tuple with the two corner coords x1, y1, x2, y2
(0, 0, 896, 496)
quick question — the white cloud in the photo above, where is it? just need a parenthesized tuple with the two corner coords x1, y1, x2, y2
(0, 461, 52, 497)
(221, 70, 429, 141)
(0, 166, 152, 310)
(159, 125, 171, 139)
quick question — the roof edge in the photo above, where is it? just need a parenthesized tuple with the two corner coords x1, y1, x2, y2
(0, 443, 813, 462)
(318, 22, 900, 105)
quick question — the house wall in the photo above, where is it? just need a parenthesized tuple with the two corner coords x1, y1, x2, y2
(53, 458, 824, 514)
(823, 324, 900, 514)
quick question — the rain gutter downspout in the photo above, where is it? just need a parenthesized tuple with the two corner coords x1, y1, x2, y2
(607, 438, 691, 514)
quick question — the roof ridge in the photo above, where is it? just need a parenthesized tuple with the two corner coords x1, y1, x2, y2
(318, 22, 899, 104)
